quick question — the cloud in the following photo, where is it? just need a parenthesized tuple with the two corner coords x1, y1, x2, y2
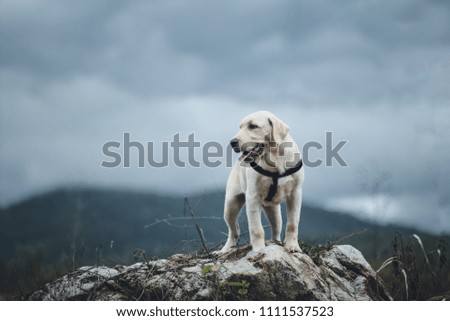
(0, 0, 449, 233)
(326, 191, 450, 235)
(2, 0, 449, 104)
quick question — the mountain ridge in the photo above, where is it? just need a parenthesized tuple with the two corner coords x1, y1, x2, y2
(1, 186, 446, 262)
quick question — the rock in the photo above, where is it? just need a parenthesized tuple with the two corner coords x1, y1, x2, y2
(28, 244, 392, 301)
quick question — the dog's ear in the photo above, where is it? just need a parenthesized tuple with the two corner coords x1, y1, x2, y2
(268, 116, 289, 145)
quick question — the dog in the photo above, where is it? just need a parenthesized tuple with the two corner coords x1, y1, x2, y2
(217, 111, 304, 254)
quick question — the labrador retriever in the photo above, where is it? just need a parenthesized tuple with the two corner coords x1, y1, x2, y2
(217, 111, 304, 253)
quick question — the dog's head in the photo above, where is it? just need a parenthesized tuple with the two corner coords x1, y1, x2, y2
(230, 111, 290, 162)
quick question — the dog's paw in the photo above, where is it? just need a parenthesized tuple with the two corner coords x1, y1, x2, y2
(213, 249, 229, 256)
(250, 243, 266, 252)
(268, 239, 283, 246)
(213, 245, 235, 255)
(284, 243, 302, 253)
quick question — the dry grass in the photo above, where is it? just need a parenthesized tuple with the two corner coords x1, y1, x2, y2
(376, 232, 449, 300)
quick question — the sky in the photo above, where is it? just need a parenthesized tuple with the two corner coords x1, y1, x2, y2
(1, 0, 449, 234)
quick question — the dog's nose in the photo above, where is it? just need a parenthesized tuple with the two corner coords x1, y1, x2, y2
(230, 138, 240, 152)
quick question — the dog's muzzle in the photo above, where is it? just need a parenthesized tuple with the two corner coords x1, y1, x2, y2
(238, 143, 265, 162)
(230, 139, 265, 162)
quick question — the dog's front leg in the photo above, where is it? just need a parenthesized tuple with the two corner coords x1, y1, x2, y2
(217, 194, 245, 254)
(263, 205, 282, 243)
(246, 195, 265, 251)
(285, 188, 302, 253)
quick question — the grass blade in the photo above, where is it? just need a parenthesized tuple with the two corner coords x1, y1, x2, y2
(401, 269, 408, 301)
(412, 234, 436, 278)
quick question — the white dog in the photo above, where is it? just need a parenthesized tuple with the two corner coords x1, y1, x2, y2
(218, 111, 304, 254)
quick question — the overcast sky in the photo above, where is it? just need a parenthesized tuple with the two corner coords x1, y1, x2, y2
(1, 0, 449, 234)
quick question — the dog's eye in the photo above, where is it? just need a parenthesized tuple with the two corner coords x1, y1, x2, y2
(248, 124, 258, 130)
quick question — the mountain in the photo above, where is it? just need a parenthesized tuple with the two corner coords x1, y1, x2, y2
(1, 187, 448, 300)
(0, 187, 446, 264)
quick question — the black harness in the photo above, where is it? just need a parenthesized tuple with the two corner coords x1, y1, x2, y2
(249, 159, 303, 202)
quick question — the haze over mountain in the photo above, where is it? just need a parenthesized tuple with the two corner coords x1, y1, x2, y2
(1, 187, 446, 267)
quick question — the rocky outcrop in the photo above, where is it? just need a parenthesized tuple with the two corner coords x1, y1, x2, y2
(29, 244, 391, 301)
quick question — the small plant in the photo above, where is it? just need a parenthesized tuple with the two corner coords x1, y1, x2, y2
(376, 256, 408, 300)
(376, 232, 449, 300)
(133, 249, 148, 262)
(200, 263, 250, 299)
(132, 248, 158, 270)
(201, 263, 225, 276)
(227, 280, 250, 295)
(201, 264, 213, 276)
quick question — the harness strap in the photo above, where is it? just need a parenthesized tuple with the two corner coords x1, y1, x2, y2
(249, 159, 303, 201)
